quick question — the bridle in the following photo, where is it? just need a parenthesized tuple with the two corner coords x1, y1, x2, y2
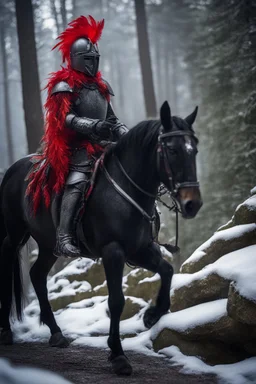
(101, 127, 200, 224)
(157, 129, 200, 196)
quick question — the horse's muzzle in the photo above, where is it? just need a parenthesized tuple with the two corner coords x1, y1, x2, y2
(178, 187, 203, 219)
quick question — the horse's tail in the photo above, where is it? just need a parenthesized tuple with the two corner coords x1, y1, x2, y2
(0, 168, 26, 324)
(0, 183, 7, 254)
(0, 178, 7, 325)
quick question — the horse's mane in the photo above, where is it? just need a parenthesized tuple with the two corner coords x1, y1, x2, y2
(107, 116, 197, 160)
(114, 120, 162, 157)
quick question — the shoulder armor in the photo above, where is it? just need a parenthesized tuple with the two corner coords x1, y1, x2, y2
(102, 79, 114, 96)
(51, 81, 73, 96)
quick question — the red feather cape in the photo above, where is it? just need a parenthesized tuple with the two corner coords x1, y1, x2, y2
(26, 67, 110, 213)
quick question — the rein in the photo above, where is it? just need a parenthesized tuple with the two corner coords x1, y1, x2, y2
(101, 160, 155, 223)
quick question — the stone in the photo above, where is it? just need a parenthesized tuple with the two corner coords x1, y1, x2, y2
(181, 315, 256, 344)
(181, 226, 256, 274)
(171, 273, 230, 312)
(227, 282, 256, 326)
(217, 220, 234, 231)
(121, 298, 142, 320)
(105, 298, 143, 321)
(152, 328, 247, 365)
(50, 285, 108, 312)
(124, 269, 161, 302)
(62, 261, 106, 288)
(233, 197, 256, 226)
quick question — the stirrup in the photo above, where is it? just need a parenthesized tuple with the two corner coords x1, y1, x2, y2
(54, 230, 82, 258)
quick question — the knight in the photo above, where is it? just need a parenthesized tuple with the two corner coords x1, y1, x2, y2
(27, 16, 128, 258)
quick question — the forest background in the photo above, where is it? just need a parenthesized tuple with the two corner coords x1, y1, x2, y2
(0, 0, 255, 269)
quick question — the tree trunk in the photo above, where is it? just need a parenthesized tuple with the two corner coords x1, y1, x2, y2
(60, 0, 68, 29)
(169, 46, 178, 114)
(134, 0, 157, 118)
(15, 0, 43, 153)
(72, 0, 79, 18)
(0, 25, 14, 165)
(51, 0, 61, 36)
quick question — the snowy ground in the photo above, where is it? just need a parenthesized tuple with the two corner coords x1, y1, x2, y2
(10, 279, 256, 384)
(9, 199, 256, 384)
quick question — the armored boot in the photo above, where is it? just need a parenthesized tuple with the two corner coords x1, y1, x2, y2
(54, 173, 89, 258)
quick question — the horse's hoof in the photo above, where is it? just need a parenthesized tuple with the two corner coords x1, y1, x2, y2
(49, 332, 69, 348)
(143, 306, 166, 329)
(0, 329, 13, 345)
(111, 355, 132, 376)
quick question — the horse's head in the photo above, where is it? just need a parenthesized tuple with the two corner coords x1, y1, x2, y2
(158, 101, 202, 219)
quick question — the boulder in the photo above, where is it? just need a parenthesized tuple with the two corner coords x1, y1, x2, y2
(124, 269, 161, 302)
(153, 328, 247, 365)
(233, 196, 256, 226)
(181, 225, 256, 274)
(50, 285, 109, 312)
(55, 261, 106, 288)
(217, 196, 256, 231)
(105, 298, 143, 321)
(171, 273, 230, 312)
(179, 315, 256, 344)
(227, 282, 256, 326)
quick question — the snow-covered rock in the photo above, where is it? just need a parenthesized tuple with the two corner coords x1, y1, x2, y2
(227, 283, 256, 326)
(181, 224, 256, 274)
(152, 190, 256, 364)
(172, 244, 256, 311)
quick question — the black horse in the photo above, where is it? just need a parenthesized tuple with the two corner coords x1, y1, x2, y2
(0, 102, 202, 375)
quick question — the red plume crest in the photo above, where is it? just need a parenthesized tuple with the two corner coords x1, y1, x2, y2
(52, 15, 104, 65)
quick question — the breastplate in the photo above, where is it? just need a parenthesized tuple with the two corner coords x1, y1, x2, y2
(72, 83, 108, 120)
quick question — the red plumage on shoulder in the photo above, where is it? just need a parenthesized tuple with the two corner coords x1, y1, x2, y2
(53, 15, 104, 66)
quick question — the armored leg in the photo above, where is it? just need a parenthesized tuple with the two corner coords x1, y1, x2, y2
(54, 171, 89, 258)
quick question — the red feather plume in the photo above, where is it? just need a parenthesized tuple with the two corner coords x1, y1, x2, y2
(53, 15, 104, 66)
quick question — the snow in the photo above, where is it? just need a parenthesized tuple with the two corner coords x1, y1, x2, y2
(159, 346, 256, 384)
(139, 274, 160, 284)
(11, 294, 256, 383)
(172, 245, 256, 301)
(150, 299, 227, 339)
(8, 232, 256, 384)
(50, 258, 94, 281)
(235, 194, 256, 212)
(250, 186, 256, 195)
(183, 223, 256, 265)
(0, 358, 72, 384)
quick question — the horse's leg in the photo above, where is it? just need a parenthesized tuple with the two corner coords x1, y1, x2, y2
(0, 223, 28, 345)
(30, 247, 69, 347)
(102, 241, 132, 376)
(134, 242, 173, 328)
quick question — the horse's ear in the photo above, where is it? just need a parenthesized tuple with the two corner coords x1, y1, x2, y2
(185, 106, 198, 126)
(160, 101, 172, 131)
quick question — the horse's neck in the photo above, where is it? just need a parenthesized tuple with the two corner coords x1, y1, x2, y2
(113, 147, 159, 207)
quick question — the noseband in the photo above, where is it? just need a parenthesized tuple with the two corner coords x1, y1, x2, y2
(157, 129, 200, 197)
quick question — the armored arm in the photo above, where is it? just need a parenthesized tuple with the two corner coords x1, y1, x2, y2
(106, 103, 129, 140)
(65, 113, 111, 140)
(51, 81, 111, 140)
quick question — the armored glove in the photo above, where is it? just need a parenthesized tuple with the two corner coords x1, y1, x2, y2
(106, 114, 129, 140)
(66, 113, 113, 141)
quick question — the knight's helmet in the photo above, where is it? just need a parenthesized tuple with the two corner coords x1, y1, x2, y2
(53, 15, 104, 77)
(70, 38, 100, 76)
